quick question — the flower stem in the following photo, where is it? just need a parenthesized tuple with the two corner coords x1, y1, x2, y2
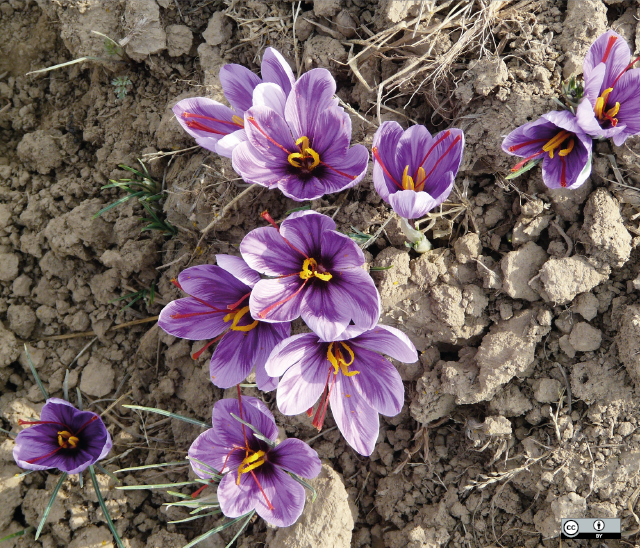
(400, 218, 432, 253)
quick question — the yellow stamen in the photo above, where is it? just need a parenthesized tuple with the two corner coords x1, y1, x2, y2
(299, 258, 332, 281)
(237, 450, 266, 484)
(57, 430, 79, 449)
(232, 114, 245, 127)
(558, 138, 574, 157)
(287, 135, 320, 170)
(606, 102, 620, 119)
(414, 167, 426, 191)
(595, 87, 614, 119)
(401, 165, 414, 190)
(542, 130, 571, 159)
(223, 306, 259, 332)
(327, 342, 359, 377)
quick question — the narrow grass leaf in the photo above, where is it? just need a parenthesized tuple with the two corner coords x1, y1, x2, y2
(0, 527, 34, 542)
(115, 460, 189, 474)
(168, 511, 221, 524)
(117, 481, 200, 490)
(24, 344, 48, 400)
(182, 512, 254, 548)
(123, 405, 210, 428)
(95, 463, 121, 485)
(76, 388, 83, 410)
(223, 511, 255, 548)
(35, 473, 67, 540)
(288, 471, 317, 503)
(26, 57, 103, 75)
(369, 265, 394, 271)
(89, 465, 125, 548)
(505, 158, 542, 180)
(187, 456, 222, 480)
(0, 427, 16, 438)
(63, 369, 69, 402)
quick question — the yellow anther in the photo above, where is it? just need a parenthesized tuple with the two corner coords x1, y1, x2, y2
(542, 130, 571, 159)
(57, 430, 79, 449)
(296, 136, 310, 150)
(414, 167, 426, 191)
(595, 87, 614, 119)
(237, 450, 266, 484)
(287, 152, 304, 168)
(223, 306, 259, 332)
(327, 342, 359, 377)
(402, 165, 414, 190)
(558, 138, 574, 157)
(232, 114, 245, 127)
(300, 258, 332, 281)
(288, 136, 320, 170)
(605, 102, 620, 119)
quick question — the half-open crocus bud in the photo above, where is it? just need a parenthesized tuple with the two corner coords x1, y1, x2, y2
(188, 396, 321, 528)
(265, 324, 418, 456)
(13, 398, 112, 475)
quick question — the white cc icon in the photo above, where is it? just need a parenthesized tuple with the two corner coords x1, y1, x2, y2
(563, 520, 579, 537)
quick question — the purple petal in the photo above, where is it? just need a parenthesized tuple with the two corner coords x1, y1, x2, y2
(212, 397, 279, 448)
(232, 140, 289, 187)
(501, 117, 556, 158)
(215, 129, 247, 158)
(576, 95, 609, 137)
(244, 105, 297, 161)
(276, 344, 329, 415)
(581, 63, 606, 106)
(285, 68, 337, 142)
(252, 83, 287, 117)
(278, 174, 327, 201)
(610, 69, 640, 135)
(281, 211, 336, 260)
(220, 64, 262, 114)
(388, 175, 453, 219)
(240, 226, 303, 276)
(311, 106, 351, 162)
(249, 277, 305, 324)
(416, 128, 464, 191)
(261, 47, 295, 96)
(172, 98, 243, 144)
(188, 429, 242, 478)
(158, 298, 228, 340)
(372, 121, 405, 200)
(351, 324, 418, 363)
(252, 464, 306, 527)
(218, 472, 260, 518)
(541, 110, 585, 135)
(395, 124, 433, 174)
(320, 230, 365, 271)
(216, 254, 261, 288)
(301, 284, 352, 341)
(541, 135, 591, 190)
(265, 333, 320, 377)
(583, 30, 630, 91)
(177, 265, 249, 306)
(209, 330, 258, 389)
(350, 347, 404, 416)
(310, 144, 370, 195)
(251, 322, 291, 391)
(329, 374, 379, 456)
(270, 438, 321, 478)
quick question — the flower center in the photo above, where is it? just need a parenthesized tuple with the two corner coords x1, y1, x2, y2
(327, 342, 359, 377)
(223, 305, 259, 332)
(402, 165, 426, 191)
(237, 449, 266, 485)
(299, 257, 332, 282)
(288, 136, 320, 171)
(181, 112, 244, 135)
(594, 87, 620, 127)
(57, 430, 79, 449)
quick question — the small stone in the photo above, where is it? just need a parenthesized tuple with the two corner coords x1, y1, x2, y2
(12, 274, 32, 297)
(472, 56, 508, 96)
(69, 525, 114, 548)
(166, 24, 193, 57)
(80, 357, 114, 397)
(124, 0, 166, 61)
(484, 416, 512, 437)
(203, 12, 232, 46)
(0, 252, 19, 281)
(534, 378, 562, 403)
(0, 203, 12, 230)
(501, 242, 548, 301)
(573, 292, 598, 321)
(499, 302, 513, 320)
(569, 322, 602, 352)
(64, 311, 91, 332)
(335, 9, 357, 38)
(559, 334, 576, 358)
(314, 0, 342, 18)
(454, 232, 482, 264)
(7, 304, 37, 339)
(537, 308, 553, 327)
(618, 422, 635, 437)
(537, 256, 608, 305)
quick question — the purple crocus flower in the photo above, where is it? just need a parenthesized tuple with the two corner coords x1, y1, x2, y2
(372, 122, 464, 219)
(240, 210, 381, 341)
(231, 69, 369, 201)
(158, 255, 290, 391)
(173, 48, 295, 157)
(189, 396, 321, 528)
(501, 110, 592, 189)
(13, 398, 112, 474)
(265, 324, 417, 456)
(576, 30, 640, 146)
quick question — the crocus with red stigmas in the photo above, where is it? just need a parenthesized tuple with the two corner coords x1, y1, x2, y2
(240, 210, 381, 341)
(13, 398, 112, 474)
(265, 324, 417, 456)
(577, 30, 640, 146)
(372, 122, 464, 220)
(173, 48, 295, 157)
(188, 396, 321, 527)
(232, 69, 369, 201)
(501, 110, 592, 189)
(158, 255, 290, 391)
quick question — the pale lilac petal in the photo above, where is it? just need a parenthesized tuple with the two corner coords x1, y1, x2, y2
(220, 64, 262, 114)
(285, 68, 337, 142)
(212, 397, 278, 445)
(279, 174, 326, 201)
(501, 118, 556, 158)
(232, 140, 289, 187)
(270, 438, 321, 478)
(252, 83, 287, 116)
(388, 183, 447, 219)
(265, 333, 319, 377)
(240, 226, 304, 276)
(218, 472, 259, 518)
(158, 298, 228, 340)
(302, 284, 351, 341)
(172, 98, 242, 142)
(576, 96, 608, 137)
(216, 254, 261, 288)
(395, 125, 433, 174)
(542, 110, 585, 135)
(610, 69, 640, 135)
(209, 330, 258, 389)
(323, 268, 381, 333)
(276, 345, 329, 415)
(541, 135, 591, 190)
(188, 429, 242, 478)
(215, 129, 247, 158)
(351, 324, 418, 363)
(311, 106, 351, 161)
(262, 48, 295, 96)
(280, 210, 336, 260)
(244, 106, 297, 160)
(329, 374, 379, 456)
(251, 322, 291, 391)
(417, 128, 464, 189)
(372, 121, 405, 199)
(350, 347, 404, 416)
(312, 144, 370, 195)
(253, 465, 306, 527)
(249, 277, 305, 324)
(177, 265, 248, 306)
(581, 63, 606, 105)
(320, 230, 365, 271)
(583, 30, 630, 90)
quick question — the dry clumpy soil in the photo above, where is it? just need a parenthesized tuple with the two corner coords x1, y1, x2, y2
(2, 1, 640, 548)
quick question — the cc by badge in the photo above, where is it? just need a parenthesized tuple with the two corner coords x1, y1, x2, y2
(563, 520, 579, 537)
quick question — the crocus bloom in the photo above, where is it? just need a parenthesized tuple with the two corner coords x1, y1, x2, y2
(265, 325, 417, 456)
(232, 69, 369, 201)
(13, 398, 112, 474)
(577, 30, 640, 146)
(189, 397, 321, 527)
(502, 110, 592, 189)
(372, 122, 464, 219)
(240, 211, 381, 341)
(173, 48, 295, 157)
(158, 255, 290, 391)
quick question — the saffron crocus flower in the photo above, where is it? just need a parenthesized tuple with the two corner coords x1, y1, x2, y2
(13, 398, 112, 474)
(372, 122, 464, 220)
(576, 30, 640, 146)
(240, 211, 381, 341)
(232, 69, 369, 201)
(189, 397, 321, 527)
(265, 325, 417, 456)
(173, 48, 295, 157)
(158, 255, 290, 391)
(502, 110, 592, 189)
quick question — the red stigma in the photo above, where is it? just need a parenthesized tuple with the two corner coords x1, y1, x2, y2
(560, 156, 567, 188)
(421, 135, 462, 183)
(192, 332, 226, 360)
(261, 210, 280, 230)
(602, 35, 618, 63)
(372, 146, 403, 190)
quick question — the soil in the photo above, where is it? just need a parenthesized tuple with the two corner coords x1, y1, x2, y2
(2, 1, 640, 548)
